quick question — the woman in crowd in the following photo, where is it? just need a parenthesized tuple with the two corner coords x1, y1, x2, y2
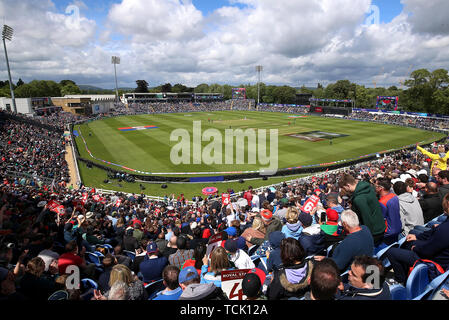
(267, 238, 313, 300)
(101, 264, 147, 300)
(200, 246, 234, 287)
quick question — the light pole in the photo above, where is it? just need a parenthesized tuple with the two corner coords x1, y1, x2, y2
(111, 56, 120, 103)
(2, 25, 17, 114)
(256, 65, 263, 108)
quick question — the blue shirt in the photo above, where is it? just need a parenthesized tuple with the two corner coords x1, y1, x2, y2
(331, 225, 374, 272)
(152, 287, 183, 300)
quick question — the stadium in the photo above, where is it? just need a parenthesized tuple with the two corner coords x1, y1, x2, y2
(2, 0, 449, 307)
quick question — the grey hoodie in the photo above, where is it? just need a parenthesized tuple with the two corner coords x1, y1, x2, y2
(178, 283, 225, 300)
(398, 192, 424, 235)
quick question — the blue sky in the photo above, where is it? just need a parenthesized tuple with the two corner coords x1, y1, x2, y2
(372, 0, 404, 23)
(53, 0, 405, 27)
(1, 0, 448, 88)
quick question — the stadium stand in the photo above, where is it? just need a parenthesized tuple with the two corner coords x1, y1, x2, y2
(0, 103, 449, 301)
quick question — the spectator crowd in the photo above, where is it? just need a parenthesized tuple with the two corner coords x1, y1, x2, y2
(0, 104, 449, 301)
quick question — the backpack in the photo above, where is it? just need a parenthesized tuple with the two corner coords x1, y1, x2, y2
(408, 259, 445, 282)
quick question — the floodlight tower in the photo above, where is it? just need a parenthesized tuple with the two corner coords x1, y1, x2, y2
(111, 56, 120, 102)
(2, 25, 17, 114)
(256, 65, 263, 106)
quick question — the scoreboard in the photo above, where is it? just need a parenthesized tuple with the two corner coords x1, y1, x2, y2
(232, 88, 246, 99)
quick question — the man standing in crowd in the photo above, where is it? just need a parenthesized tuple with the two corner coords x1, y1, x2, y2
(375, 177, 402, 245)
(419, 182, 444, 223)
(338, 174, 386, 246)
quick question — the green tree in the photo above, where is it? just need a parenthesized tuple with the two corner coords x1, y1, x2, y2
(223, 85, 233, 100)
(135, 80, 149, 93)
(194, 83, 209, 93)
(59, 80, 77, 87)
(272, 86, 296, 104)
(60, 83, 81, 96)
(161, 83, 172, 92)
(433, 87, 449, 115)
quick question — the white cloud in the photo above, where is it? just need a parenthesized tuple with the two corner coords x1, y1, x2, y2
(107, 0, 204, 42)
(402, 0, 449, 35)
(1, 0, 449, 89)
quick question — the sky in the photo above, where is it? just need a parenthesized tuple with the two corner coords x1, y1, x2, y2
(0, 0, 449, 90)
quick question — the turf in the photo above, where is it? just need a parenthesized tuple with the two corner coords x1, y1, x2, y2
(74, 111, 444, 177)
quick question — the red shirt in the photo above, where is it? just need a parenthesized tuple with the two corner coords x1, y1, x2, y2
(243, 191, 253, 204)
(58, 252, 84, 275)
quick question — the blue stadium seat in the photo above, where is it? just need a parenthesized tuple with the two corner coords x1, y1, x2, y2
(413, 270, 449, 300)
(48, 290, 69, 300)
(375, 241, 400, 269)
(86, 252, 102, 267)
(81, 278, 99, 290)
(93, 251, 105, 259)
(145, 279, 165, 300)
(250, 255, 268, 274)
(248, 245, 259, 256)
(340, 269, 349, 284)
(101, 244, 113, 253)
(123, 250, 136, 261)
(389, 284, 407, 300)
(406, 263, 430, 300)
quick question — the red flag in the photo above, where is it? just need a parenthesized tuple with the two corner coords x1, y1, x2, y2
(47, 200, 60, 212)
(81, 192, 88, 205)
(222, 193, 230, 206)
(114, 198, 122, 207)
(301, 195, 320, 214)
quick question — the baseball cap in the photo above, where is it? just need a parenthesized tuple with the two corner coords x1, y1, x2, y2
(248, 268, 266, 286)
(260, 209, 273, 221)
(224, 227, 237, 237)
(224, 239, 238, 253)
(298, 211, 313, 227)
(146, 242, 158, 254)
(179, 266, 199, 283)
(417, 169, 428, 176)
(326, 208, 339, 222)
(242, 273, 262, 298)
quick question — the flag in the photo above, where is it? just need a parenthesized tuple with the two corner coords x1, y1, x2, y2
(222, 193, 230, 206)
(301, 195, 320, 214)
(81, 192, 88, 205)
(114, 198, 122, 207)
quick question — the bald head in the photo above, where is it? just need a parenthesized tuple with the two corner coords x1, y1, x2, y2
(170, 236, 177, 246)
(426, 182, 438, 194)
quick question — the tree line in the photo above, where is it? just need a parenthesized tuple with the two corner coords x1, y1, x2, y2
(1, 68, 447, 115)
(134, 68, 449, 114)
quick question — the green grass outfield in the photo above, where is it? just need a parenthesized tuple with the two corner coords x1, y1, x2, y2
(73, 111, 445, 198)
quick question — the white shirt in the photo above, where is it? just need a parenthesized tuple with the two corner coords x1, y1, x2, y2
(229, 249, 255, 270)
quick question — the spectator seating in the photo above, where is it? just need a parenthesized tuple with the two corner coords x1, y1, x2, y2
(406, 263, 430, 300)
